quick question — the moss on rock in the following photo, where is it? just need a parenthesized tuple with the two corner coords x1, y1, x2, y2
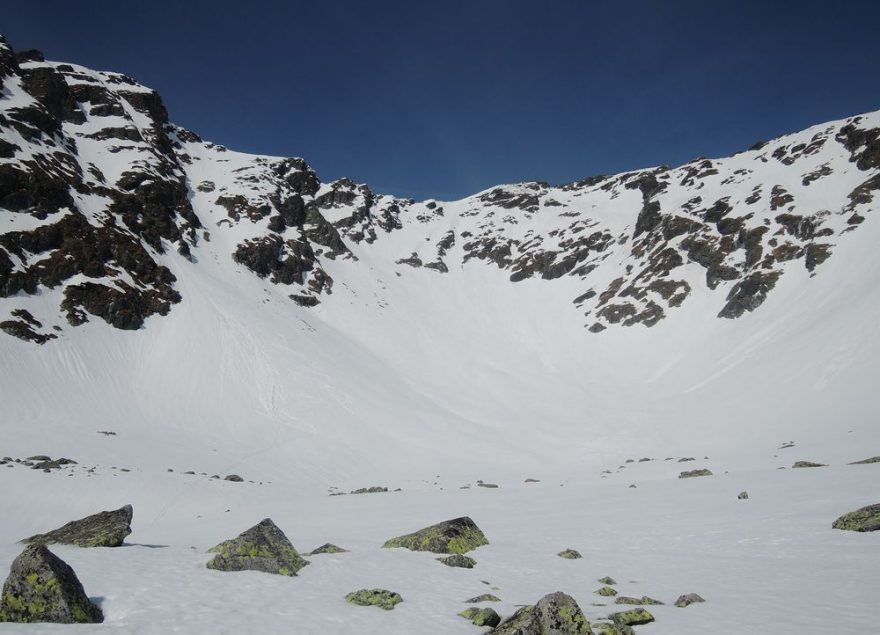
(558, 548, 583, 559)
(832, 503, 880, 532)
(459, 607, 501, 627)
(488, 592, 592, 634)
(595, 586, 618, 597)
(22, 504, 132, 548)
(345, 588, 402, 610)
(610, 608, 654, 626)
(0, 545, 102, 623)
(206, 518, 309, 575)
(382, 516, 488, 554)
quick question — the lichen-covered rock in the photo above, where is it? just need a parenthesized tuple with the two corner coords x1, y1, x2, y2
(438, 554, 476, 568)
(466, 593, 501, 603)
(832, 504, 880, 532)
(206, 518, 309, 575)
(597, 576, 617, 585)
(382, 516, 488, 554)
(345, 588, 402, 610)
(488, 591, 592, 634)
(615, 596, 663, 605)
(792, 461, 827, 468)
(23, 504, 132, 547)
(610, 608, 654, 626)
(308, 543, 348, 555)
(459, 607, 502, 627)
(678, 469, 713, 478)
(0, 544, 102, 623)
(595, 586, 617, 597)
(558, 548, 582, 560)
(675, 593, 705, 608)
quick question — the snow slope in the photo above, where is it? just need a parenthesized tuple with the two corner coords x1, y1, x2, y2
(1, 36, 878, 634)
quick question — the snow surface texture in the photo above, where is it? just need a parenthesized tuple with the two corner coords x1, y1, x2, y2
(1, 36, 879, 633)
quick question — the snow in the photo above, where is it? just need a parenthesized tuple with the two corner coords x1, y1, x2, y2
(1, 55, 879, 632)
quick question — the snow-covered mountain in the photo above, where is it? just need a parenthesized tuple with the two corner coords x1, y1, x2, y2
(1, 35, 879, 634)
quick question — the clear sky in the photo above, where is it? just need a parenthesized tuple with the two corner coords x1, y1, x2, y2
(5, 1, 880, 201)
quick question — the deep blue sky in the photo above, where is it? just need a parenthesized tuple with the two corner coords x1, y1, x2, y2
(5, 1, 880, 200)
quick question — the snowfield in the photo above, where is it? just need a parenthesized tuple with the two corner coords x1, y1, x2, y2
(1, 37, 879, 633)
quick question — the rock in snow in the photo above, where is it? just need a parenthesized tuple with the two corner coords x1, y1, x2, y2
(488, 591, 592, 634)
(832, 504, 880, 532)
(382, 516, 488, 554)
(206, 518, 309, 575)
(22, 504, 133, 547)
(345, 589, 403, 610)
(0, 544, 103, 623)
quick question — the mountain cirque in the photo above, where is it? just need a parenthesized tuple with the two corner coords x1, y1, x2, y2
(1, 34, 879, 342)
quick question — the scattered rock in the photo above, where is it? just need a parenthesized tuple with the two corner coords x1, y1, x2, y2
(345, 588, 402, 610)
(477, 482, 499, 489)
(792, 461, 826, 468)
(466, 593, 501, 603)
(487, 591, 592, 634)
(459, 607, 501, 627)
(832, 503, 880, 532)
(558, 548, 582, 560)
(679, 469, 713, 478)
(595, 586, 618, 596)
(223, 474, 243, 482)
(350, 486, 387, 494)
(610, 608, 654, 627)
(23, 504, 132, 547)
(738, 491, 749, 500)
(0, 544, 103, 623)
(524, 478, 541, 483)
(615, 596, 663, 605)
(308, 543, 348, 555)
(598, 576, 617, 585)
(206, 518, 309, 575)
(848, 456, 880, 465)
(383, 516, 489, 554)
(438, 554, 476, 568)
(675, 593, 705, 608)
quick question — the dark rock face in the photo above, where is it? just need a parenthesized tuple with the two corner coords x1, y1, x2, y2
(0, 544, 103, 623)
(382, 516, 488, 554)
(206, 518, 309, 575)
(488, 592, 592, 634)
(832, 504, 880, 532)
(23, 504, 133, 548)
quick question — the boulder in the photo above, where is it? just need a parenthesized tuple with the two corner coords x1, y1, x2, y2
(679, 469, 713, 478)
(792, 461, 826, 468)
(383, 516, 488, 554)
(615, 596, 663, 605)
(308, 543, 348, 555)
(595, 586, 617, 596)
(832, 504, 880, 532)
(488, 591, 592, 634)
(438, 554, 476, 568)
(0, 544, 103, 623)
(206, 518, 309, 575)
(610, 608, 654, 626)
(592, 622, 634, 634)
(558, 548, 582, 559)
(466, 593, 501, 603)
(345, 588, 402, 610)
(738, 491, 749, 500)
(675, 593, 705, 608)
(597, 576, 617, 585)
(23, 504, 132, 547)
(459, 607, 501, 627)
